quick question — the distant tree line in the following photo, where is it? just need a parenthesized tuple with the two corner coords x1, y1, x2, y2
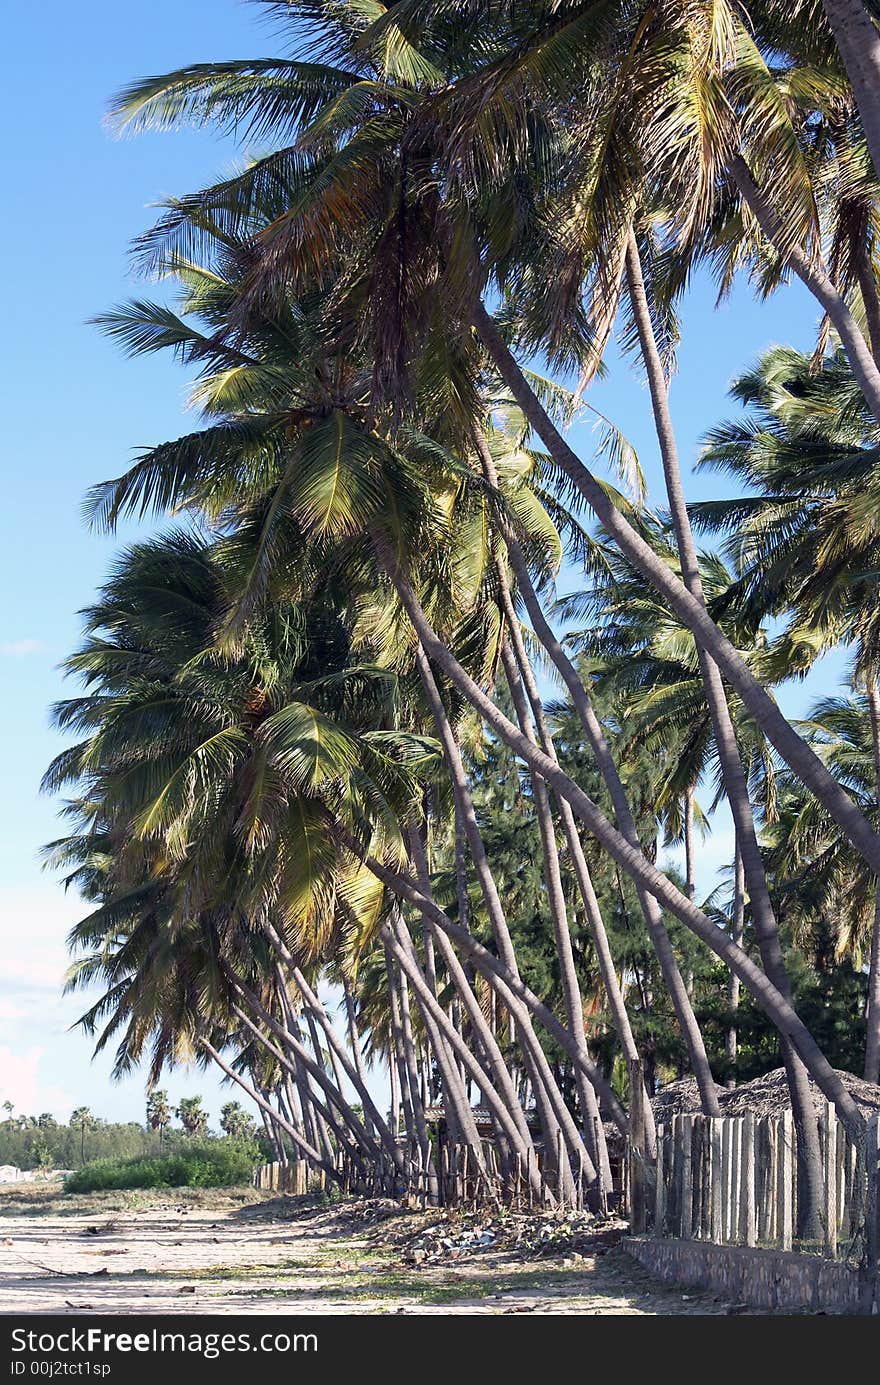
(0, 1096, 263, 1171)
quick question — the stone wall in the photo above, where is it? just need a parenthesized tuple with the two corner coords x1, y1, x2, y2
(625, 1236, 877, 1314)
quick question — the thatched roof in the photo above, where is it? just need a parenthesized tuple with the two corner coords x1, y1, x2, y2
(651, 1068, 880, 1126)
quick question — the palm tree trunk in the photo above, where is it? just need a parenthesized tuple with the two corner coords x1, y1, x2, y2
(864, 678, 880, 1082)
(684, 789, 696, 902)
(384, 942, 418, 1149)
(381, 574, 864, 1137)
(726, 843, 745, 1088)
(821, 0, 880, 186)
(275, 970, 319, 1156)
(729, 155, 880, 426)
(265, 926, 401, 1167)
(200, 1040, 333, 1176)
(395, 948, 440, 1201)
(383, 919, 534, 1191)
(625, 230, 825, 1236)
(413, 642, 582, 1197)
(472, 437, 719, 1117)
(388, 1025, 401, 1139)
(501, 641, 611, 1195)
(492, 547, 657, 1143)
(469, 300, 880, 877)
(342, 977, 373, 1133)
(405, 824, 535, 1156)
(233, 999, 367, 1167)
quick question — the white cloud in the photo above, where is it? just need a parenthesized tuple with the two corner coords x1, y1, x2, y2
(0, 884, 79, 994)
(0, 639, 44, 657)
(0, 1046, 72, 1120)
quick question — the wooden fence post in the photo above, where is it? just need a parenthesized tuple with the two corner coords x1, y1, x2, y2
(779, 1112, 793, 1252)
(864, 1114, 879, 1315)
(710, 1119, 723, 1243)
(681, 1115, 694, 1239)
(628, 1060, 647, 1234)
(742, 1113, 756, 1247)
(823, 1101, 838, 1259)
(654, 1123, 665, 1237)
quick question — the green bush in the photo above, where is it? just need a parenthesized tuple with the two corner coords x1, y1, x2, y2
(64, 1140, 257, 1193)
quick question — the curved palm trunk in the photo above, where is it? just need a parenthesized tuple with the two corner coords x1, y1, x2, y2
(381, 575, 864, 1137)
(389, 918, 483, 1157)
(384, 942, 418, 1150)
(469, 301, 880, 878)
(726, 843, 745, 1088)
(263, 924, 402, 1169)
(275, 971, 319, 1158)
(490, 539, 659, 1144)
(729, 157, 880, 427)
(470, 434, 718, 1116)
(342, 977, 373, 1134)
(501, 642, 611, 1196)
(625, 230, 825, 1236)
(864, 679, 880, 1083)
(820, 0, 880, 188)
(356, 834, 630, 1137)
(413, 643, 583, 1198)
(406, 824, 535, 1156)
(395, 950, 440, 1201)
(382, 919, 541, 1196)
(200, 1039, 335, 1178)
(388, 1025, 401, 1139)
(232, 994, 372, 1166)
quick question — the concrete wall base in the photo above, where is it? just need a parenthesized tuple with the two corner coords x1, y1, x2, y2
(625, 1237, 877, 1315)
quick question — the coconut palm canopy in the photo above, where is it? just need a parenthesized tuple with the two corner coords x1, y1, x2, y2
(42, 0, 880, 1223)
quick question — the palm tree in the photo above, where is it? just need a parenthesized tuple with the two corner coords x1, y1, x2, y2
(101, 0, 880, 890)
(698, 344, 880, 1080)
(146, 1090, 172, 1146)
(175, 1097, 209, 1140)
(70, 1107, 95, 1165)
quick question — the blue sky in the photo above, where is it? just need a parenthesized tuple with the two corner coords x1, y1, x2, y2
(0, 0, 851, 1128)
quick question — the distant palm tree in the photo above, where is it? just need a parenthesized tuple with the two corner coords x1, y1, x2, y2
(70, 1107, 95, 1164)
(146, 1090, 171, 1147)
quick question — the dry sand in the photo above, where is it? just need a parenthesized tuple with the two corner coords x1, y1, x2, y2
(0, 1184, 758, 1316)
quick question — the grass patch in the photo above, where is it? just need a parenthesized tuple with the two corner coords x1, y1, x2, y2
(64, 1143, 256, 1193)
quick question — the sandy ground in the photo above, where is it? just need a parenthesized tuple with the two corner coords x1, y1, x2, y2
(0, 1184, 755, 1316)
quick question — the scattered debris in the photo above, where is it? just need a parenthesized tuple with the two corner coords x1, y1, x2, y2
(393, 1208, 624, 1267)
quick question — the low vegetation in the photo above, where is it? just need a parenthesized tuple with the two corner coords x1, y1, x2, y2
(64, 1141, 258, 1193)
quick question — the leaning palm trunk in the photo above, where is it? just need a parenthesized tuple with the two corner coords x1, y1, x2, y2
(357, 834, 629, 1137)
(264, 925, 403, 1169)
(413, 644, 583, 1198)
(388, 1024, 401, 1139)
(199, 1039, 335, 1178)
(471, 433, 718, 1116)
(389, 918, 484, 1156)
(381, 919, 542, 1198)
(342, 977, 374, 1136)
(726, 843, 745, 1088)
(395, 952, 440, 1201)
(405, 824, 535, 1158)
(501, 642, 612, 1196)
(384, 941, 418, 1150)
(820, 0, 880, 208)
(275, 970, 320, 1159)
(493, 548, 656, 1145)
(864, 679, 880, 1082)
(469, 302, 880, 878)
(625, 232, 824, 1236)
(729, 158, 880, 427)
(231, 996, 372, 1168)
(384, 571, 863, 1137)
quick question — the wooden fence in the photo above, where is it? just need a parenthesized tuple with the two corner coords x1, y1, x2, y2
(628, 1104, 880, 1269)
(254, 1135, 599, 1210)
